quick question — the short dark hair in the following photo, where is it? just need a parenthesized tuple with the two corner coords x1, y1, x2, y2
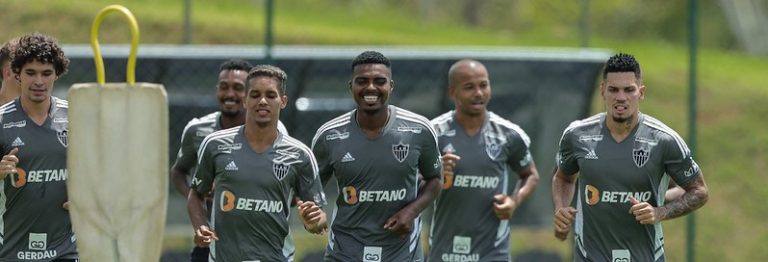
(351, 51, 390, 69)
(11, 32, 69, 77)
(603, 53, 641, 81)
(247, 65, 287, 95)
(0, 37, 20, 80)
(219, 59, 252, 72)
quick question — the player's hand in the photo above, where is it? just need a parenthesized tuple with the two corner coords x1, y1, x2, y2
(629, 196, 661, 224)
(441, 149, 461, 189)
(0, 148, 19, 179)
(384, 207, 417, 239)
(553, 207, 577, 241)
(297, 200, 327, 235)
(193, 225, 219, 247)
(492, 194, 518, 220)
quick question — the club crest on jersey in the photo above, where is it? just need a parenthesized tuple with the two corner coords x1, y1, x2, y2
(632, 136, 658, 168)
(273, 162, 290, 181)
(485, 142, 501, 160)
(57, 130, 68, 147)
(392, 142, 409, 163)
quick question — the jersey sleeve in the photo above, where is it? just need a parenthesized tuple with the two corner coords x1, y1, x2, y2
(311, 131, 334, 186)
(296, 149, 328, 207)
(418, 124, 442, 180)
(556, 127, 579, 176)
(174, 120, 198, 171)
(506, 128, 533, 173)
(662, 134, 701, 187)
(191, 135, 216, 194)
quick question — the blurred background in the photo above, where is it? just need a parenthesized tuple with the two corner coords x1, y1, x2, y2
(2, 0, 767, 261)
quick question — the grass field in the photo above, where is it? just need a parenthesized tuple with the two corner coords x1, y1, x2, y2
(4, 0, 768, 261)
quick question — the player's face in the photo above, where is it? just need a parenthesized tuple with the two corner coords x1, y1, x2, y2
(18, 60, 56, 104)
(601, 72, 645, 123)
(449, 65, 491, 117)
(216, 69, 248, 117)
(349, 64, 393, 114)
(245, 76, 287, 126)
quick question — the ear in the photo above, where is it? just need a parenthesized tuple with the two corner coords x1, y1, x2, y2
(639, 84, 646, 100)
(599, 81, 606, 97)
(280, 95, 288, 109)
(389, 79, 395, 91)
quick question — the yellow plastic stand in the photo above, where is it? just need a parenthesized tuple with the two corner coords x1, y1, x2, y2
(67, 5, 168, 261)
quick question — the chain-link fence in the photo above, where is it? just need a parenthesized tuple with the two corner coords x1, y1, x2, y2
(56, 45, 609, 258)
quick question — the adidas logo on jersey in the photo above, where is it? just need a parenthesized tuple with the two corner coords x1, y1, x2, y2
(225, 161, 238, 171)
(585, 149, 598, 160)
(341, 152, 355, 162)
(11, 137, 24, 147)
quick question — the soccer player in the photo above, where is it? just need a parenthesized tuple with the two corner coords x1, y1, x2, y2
(552, 53, 709, 261)
(428, 59, 540, 261)
(0, 37, 21, 105)
(312, 51, 442, 261)
(187, 65, 327, 262)
(170, 59, 286, 260)
(0, 32, 77, 260)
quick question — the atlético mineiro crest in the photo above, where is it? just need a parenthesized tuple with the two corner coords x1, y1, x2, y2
(485, 142, 501, 160)
(273, 162, 289, 181)
(633, 148, 650, 168)
(392, 142, 410, 163)
(57, 130, 68, 148)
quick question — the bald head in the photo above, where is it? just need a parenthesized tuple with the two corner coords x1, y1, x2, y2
(448, 59, 487, 87)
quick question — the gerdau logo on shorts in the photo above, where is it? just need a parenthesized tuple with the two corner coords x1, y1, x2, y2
(219, 190, 283, 213)
(584, 185, 651, 205)
(341, 186, 407, 205)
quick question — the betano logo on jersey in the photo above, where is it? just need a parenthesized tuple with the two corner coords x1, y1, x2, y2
(585, 185, 651, 205)
(443, 174, 499, 190)
(9, 168, 68, 188)
(219, 190, 284, 213)
(341, 186, 407, 205)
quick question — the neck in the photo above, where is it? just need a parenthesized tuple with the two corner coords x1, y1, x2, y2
(356, 106, 389, 132)
(244, 122, 278, 153)
(20, 97, 51, 125)
(0, 80, 20, 105)
(455, 110, 485, 136)
(219, 112, 245, 129)
(606, 112, 639, 142)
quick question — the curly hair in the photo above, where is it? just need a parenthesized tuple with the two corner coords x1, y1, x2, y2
(11, 32, 69, 77)
(602, 53, 641, 81)
(219, 59, 253, 72)
(247, 64, 288, 95)
(351, 50, 390, 69)
(0, 37, 20, 80)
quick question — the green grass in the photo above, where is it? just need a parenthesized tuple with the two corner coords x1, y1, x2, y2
(4, 0, 768, 261)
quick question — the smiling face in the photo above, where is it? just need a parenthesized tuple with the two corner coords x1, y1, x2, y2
(449, 61, 491, 118)
(216, 69, 248, 117)
(18, 60, 56, 104)
(601, 72, 645, 123)
(349, 63, 393, 114)
(245, 75, 287, 127)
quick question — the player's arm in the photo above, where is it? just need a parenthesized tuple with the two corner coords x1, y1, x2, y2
(296, 149, 328, 235)
(552, 167, 578, 240)
(186, 136, 218, 246)
(171, 122, 198, 197)
(494, 161, 539, 220)
(310, 131, 334, 187)
(658, 174, 708, 220)
(665, 179, 685, 202)
(384, 127, 442, 238)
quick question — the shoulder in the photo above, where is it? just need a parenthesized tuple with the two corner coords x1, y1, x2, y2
(277, 133, 314, 160)
(640, 114, 689, 151)
(52, 97, 69, 109)
(488, 112, 530, 145)
(182, 112, 219, 135)
(430, 111, 454, 133)
(562, 113, 603, 135)
(393, 106, 438, 138)
(311, 110, 353, 146)
(0, 100, 19, 120)
(200, 126, 240, 150)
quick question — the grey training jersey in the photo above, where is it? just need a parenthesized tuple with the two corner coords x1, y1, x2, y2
(312, 105, 441, 262)
(175, 111, 287, 173)
(0, 98, 78, 260)
(428, 111, 532, 262)
(557, 113, 701, 262)
(192, 126, 326, 262)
